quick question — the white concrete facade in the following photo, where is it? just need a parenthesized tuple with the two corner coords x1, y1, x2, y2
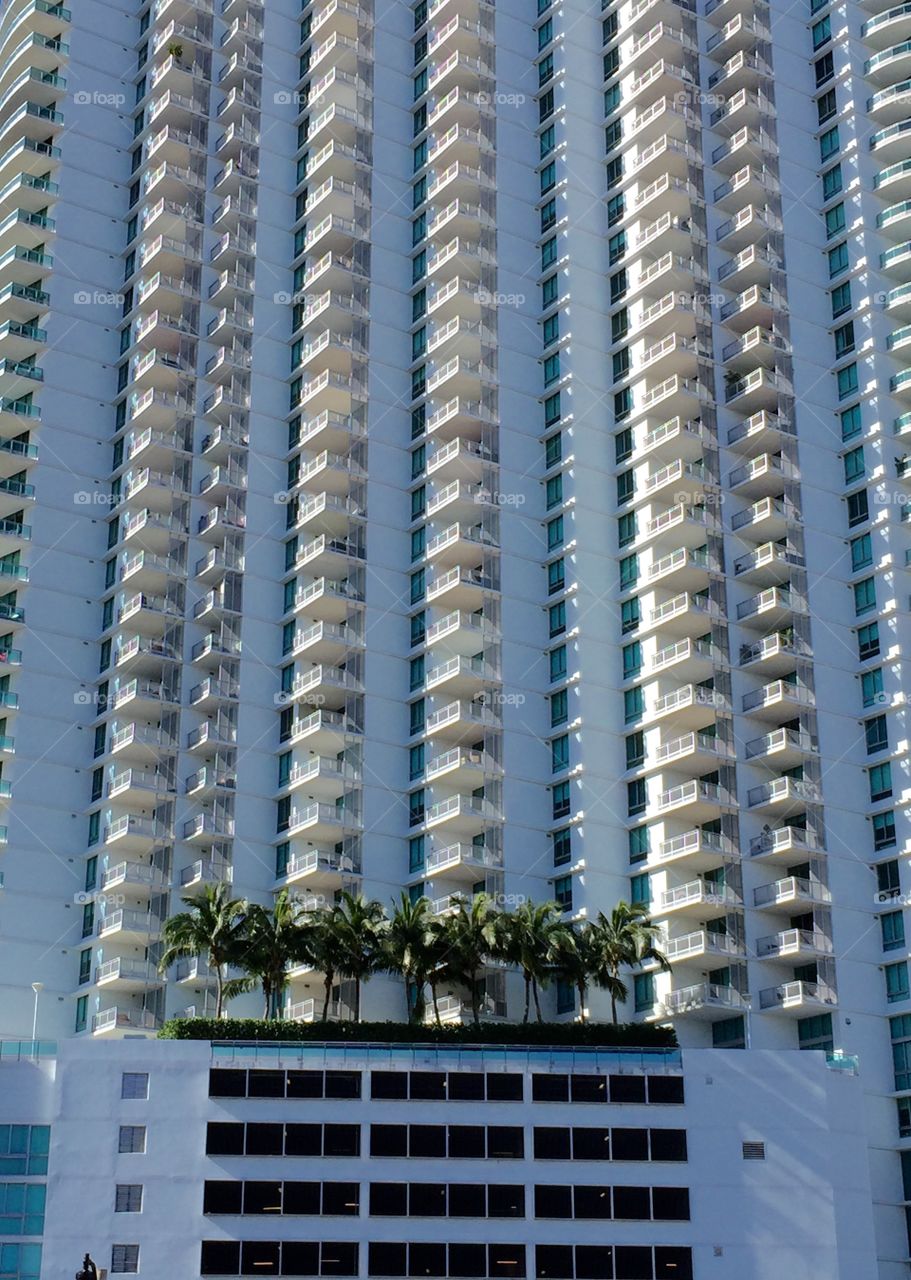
(0, 0, 909, 1267)
(0, 1039, 882, 1280)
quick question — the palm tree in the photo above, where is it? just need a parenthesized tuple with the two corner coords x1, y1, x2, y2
(497, 899, 571, 1023)
(383, 893, 439, 1024)
(296, 907, 344, 1023)
(158, 882, 248, 1019)
(588, 901, 669, 1023)
(440, 892, 501, 1026)
(552, 923, 599, 1023)
(237, 890, 308, 1019)
(324, 891, 388, 1021)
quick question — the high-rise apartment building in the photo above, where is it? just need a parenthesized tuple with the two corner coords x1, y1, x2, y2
(0, 0, 911, 1263)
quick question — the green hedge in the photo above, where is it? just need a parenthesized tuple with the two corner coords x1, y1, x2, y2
(159, 1018, 677, 1049)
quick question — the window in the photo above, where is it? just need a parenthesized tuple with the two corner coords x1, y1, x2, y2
(840, 401, 860, 437)
(812, 14, 831, 47)
(552, 781, 570, 819)
(870, 762, 893, 802)
(542, 275, 558, 309)
(634, 973, 655, 1012)
(817, 88, 837, 124)
(549, 602, 565, 637)
(627, 779, 646, 817)
(552, 734, 569, 773)
(822, 164, 842, 200)
(878, 860, 900, 902)
(618, 512, 636, 547)
(554, 875, 573, 911)
(851, 533, 873, 572)
(622, 641, 642, 680)
(121, 1073, 149, 1100)
(797, 1014, 834, 1053)
(629, 826, 649, 863)
(828, 241, 849, 277)
(838, 363, 859, 401)
(847, 489, 868, 527)
(624, 686, 644, 724)
(825, 203, 845, 239)
(862, 667, 884, 707)
(552, 828, 572, 866)
(874, 811, 897, 851)
(118, 1127, 146, 1154)
(853, 577, 875, 615)
(883, 912, 906, 953)
(834, 321, 854, 358)
(111, 1245, 139, 1274)
(858, 622, 880, 661)
(550, 645, 567, 682)
(819, 125, 840, 161)
(551, 689, 568, 727)
(815, 50, 834, 85)
(0, 1185, 45, 1235)
(115, 1185, 143, 1214)
(893, 1015, 911, 1090)
(887, 961, 910, 1004)
(845, 443, 868, 491)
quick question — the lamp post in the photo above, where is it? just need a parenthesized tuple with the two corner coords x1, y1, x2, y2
(75, 1255, 98, 1280)
(30, 982, 43, 1042)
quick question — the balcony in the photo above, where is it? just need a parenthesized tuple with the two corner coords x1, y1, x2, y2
(640, 591, 720, 638)
(736, 586, 804, 630)
(284, 708, 354, 753)
(283, 801, 359, 842)
(645, 683, 725, 731)
(100, 860, 167, 896)
(664, 929, 744, 967)
(758, 981, 836, 1016)
(281, 756, 359, 801)
(102, 815, 158, 855)
(745, 727, 817, 767)
(739, 631, 803, 675)
(649, 828, 733, 873)
(657, 981, 748, 1020)
(746, 776, 821, 814)
(423, 697, 497, 743)
(755, 928, 833, 961)
(96, 907, 160, 941)
(95, 957, 160, 991)
(657, 879, 741, 920)
(741, 677, 812, 720)
(651, 779, 732, 823)
(753, 875, 832, 911)
(421, 840, 501, 883)
(91, 1007, 159, 1036)
(180, 859, 233, 893)
(423, 792, 502, 835)
(276, 844, 358, 885)
(749, 825, 824, 861)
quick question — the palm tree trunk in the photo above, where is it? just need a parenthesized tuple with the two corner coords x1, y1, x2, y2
(429, 979, 442, 1027)
(214, 966, 225, 1020)
(576, 980, 587, 1023)
(522, 975, 531, 1024)
(353, 979, 361, 1022)
(470, 974, 481, 1027)
(532, 978, 543, 1023)
(610, 992, 618, 1024)
(321, 974, 333, 1021)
